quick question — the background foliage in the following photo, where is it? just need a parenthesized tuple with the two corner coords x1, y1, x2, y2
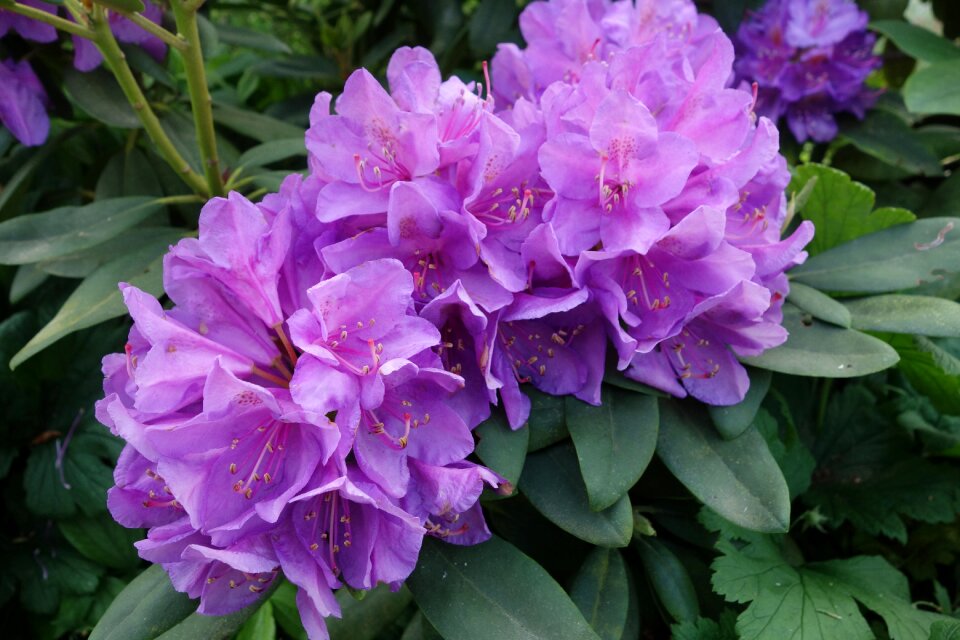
(2, 0, 960, 638)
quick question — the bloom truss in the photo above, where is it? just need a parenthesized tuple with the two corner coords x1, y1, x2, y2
(98, 0, 813, 637)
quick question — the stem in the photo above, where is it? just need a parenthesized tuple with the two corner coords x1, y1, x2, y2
(171, 1, 224, 197)
(90, 6, 209, 196)
(5, 1, 95, 38)
(118, 11, 188, 51)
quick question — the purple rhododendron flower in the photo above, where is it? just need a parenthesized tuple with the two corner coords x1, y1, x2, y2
(0, 58, 49, 146)
(0, 0, 58, 43)
(733, 0, 881, 142)
(72, 0, 167, 71)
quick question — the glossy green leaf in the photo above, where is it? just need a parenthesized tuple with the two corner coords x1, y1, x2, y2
(213, 104, 304, 143)
(741, 304, 899, 377)
(327, 585, 412, 640)
(904, 61, 960, 116)
(475, 409, 528, 492)
(790, 217, 960, 293)
(0, 196, 163, 265)
(216, 23, 292, 53)
(708, 367, 772, 440)
(401, 612, 443, 640)
(89, 565, 196, 640)
(786, 282, 851, 328)
(566, 387, 658, 511)
(569, 547, 637, 640)
(95, 148, 163, 199)
(9, 264, 48, 304)
(526, 388, 569, 451)
(11, 232, 177, 368)
(237, 138, 306, 169)
(407, 536, 601, 640)
(843, 294, 960, 337)
(840, 109, 942, 177)
(236, 601, 276, 640)
(635, 537, 699, 623)
(657, 401, 790, 533)
(268, 582, 307, 640)
(63, 69, 141, 128)
(58, 515, 142, 571)
(872, 20, 960, 61)
(37, 227, 184, 279)
(468, 0, 518, 57)
(520, 443, 633, 547)
(156, 595, 272, 640)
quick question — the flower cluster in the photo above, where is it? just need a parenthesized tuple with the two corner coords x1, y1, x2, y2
(732, 0, 881, 142)
(0, 1, 166, 146)
(99, 0, 813, 636)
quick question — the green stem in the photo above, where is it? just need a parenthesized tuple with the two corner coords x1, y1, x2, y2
(5, 1, 94, 38)
(90, 6, 210, 197)
(118, 10, 188, 51)
(171, 1, 224, 197)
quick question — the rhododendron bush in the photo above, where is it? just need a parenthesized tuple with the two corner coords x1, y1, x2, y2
(1, 1, 960, 639)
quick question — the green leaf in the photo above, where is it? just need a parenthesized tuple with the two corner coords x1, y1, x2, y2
(95, 148, 164, 199)
(468, 0, 518, 57)
(707, 514, 950, 640)
(905, 61, 960, 116)
(790, 217, 960, 293)
(401, 612, 443, 640)
(216, 23, 292, 53)
(872, 20, 960, 61)
(671, 612, 739, 640)
(843, 294, 960, 337)
(407, 536, 601, 640)
(569, 547, 637, 640)
(475, 409, 528, 493)
(932, 620, 960, 640)
(789, 164, 915, 256)
(786, 282, 852, 328)
(741, 304, 900, 377)
(9, 264, 48, 303)
(236, 601, 276, 640)
(327, 584, 412, 640)
(708, 367, 773, 440)
(93, 0, 145, 12)
(15, 546, 103, 615)
(237, 138, 307, 169)
(213, 104, 304, 143)
(752, 409, 816, 499)
(520, 443, 633, 547)
(840, 109, 942, 177)
(63, 68, 141, 128)
(89, 565, 197, 640)
(268, 582, 307, 640)
(59, 515, 142, 571)
(566, 387, 658, 511)
(0, 196, 163, 265)
(23, 420, 123, 518)
(656, 401, 790, 533)
(11, 232, 178, 368)
(922, 170, 960, 218)
(635, 537, 699, 623)
(525, 388, 569, 451)
(37, 227, 184, 279)
(803, 385, 960, 542)
(887, 334, 960, 414)
(156, 595, 272, 640)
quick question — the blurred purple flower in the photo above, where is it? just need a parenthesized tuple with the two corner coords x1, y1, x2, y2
(0, 58, 49, 146)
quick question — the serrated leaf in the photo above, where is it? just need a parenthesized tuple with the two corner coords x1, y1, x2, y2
(789, 164, 915, 256)
(931, 620, 960, 640)
(635, 537, 699, 623)
(786, 282, 851, 328)
(656, 401, 790, 533)
(887, 334, 960, 415)
(0, 196, 163, 265)
(520, 443, 633, 547)
(566, 387, 658, 511)
(475, 409, 528, 492)
(752, 409, 816, 499)
(569, 547, 637, 640)
(525, 388, 569, 451)
(15, 546, 104, 615)
(904, 61, 960, 116)
(708, 367, 772, 440)
(407, 536, 601, 640)
(671, 612, 739, 640)
(843, 294, 960, 337)
(741, 304, 900, 377)
(327, 584, 412, 640)
(872, 19, 960, 61)
(11, 232, 178, 368)
(59, 515, 143, 571)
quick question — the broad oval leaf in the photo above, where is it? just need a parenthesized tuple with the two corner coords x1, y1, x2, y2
(213, 104, 304, 143)
(236, 601, 276, 640)
(407, 536, 601, 640)
(657, 400, 790, 533)
(58, 515, 142, 571)
(520, 443, 633, 547)
(786, 282, 852, 328)
(89, 564, 196, 640)
(843, 294, 960, 337)
(237, 138, 306, 169)
(840, 109, 942, 177)
(475, 409, 528, 493)
(566, 387, 658, 511)
(634, 537, 699, 623)
(904, 61, 960, 116)
(0, 196, 163, 265)
(871, 20, 960, 62)
(64, 69, 142, 128)
(569, 547, 638, 640)
(11, 233, 180, 368)
(740, 304, 900, 378)
(327, 585, 412, 640)
(216, 23, 292, 54)
(156, 596, 273, 640)
(526, 388, 569, 452)
(708, 367, 772, 440)
(790, 217, 960, 293)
